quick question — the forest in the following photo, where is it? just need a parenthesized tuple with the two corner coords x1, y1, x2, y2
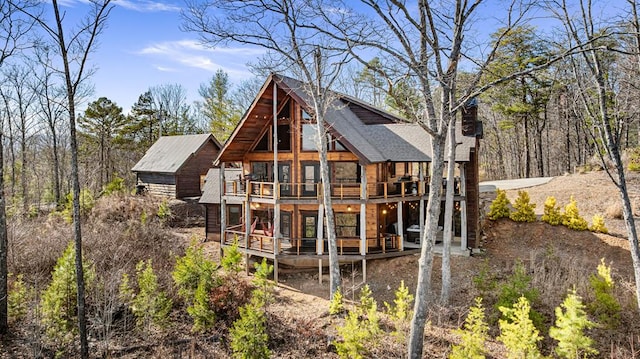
(3, 0, 640, 358)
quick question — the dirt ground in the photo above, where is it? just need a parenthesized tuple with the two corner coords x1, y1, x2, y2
(177, 169, 640, 357)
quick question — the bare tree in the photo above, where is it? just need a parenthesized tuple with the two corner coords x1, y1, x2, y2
(182, 0, 353, 297)
(0, 0, 38, 334)
(15, 0, 114, 355)
(549, 0, 640, 310)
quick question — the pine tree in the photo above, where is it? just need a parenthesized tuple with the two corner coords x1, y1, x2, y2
(120, 259, 172, 331)
(549, 289, 598, 359)
(498, 296, 543, 359)
(562, 196, 589, 231)
(40, 242, 95, 345)
(589, 214, 608, 234)
(488, 189, 511, 220)
(541, 196, 563, 225)
(588, 258, 621, 328)
(230, 296, 270, 359)
(450, 297, 489, 359)
(510, 190, 536, 222)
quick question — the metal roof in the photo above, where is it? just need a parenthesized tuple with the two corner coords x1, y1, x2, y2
(132, 133, 221, 174)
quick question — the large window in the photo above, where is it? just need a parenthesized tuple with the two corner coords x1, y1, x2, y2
(227, 205, 242, 226)
(335, 213, 359, 237)
(302, 212, 317, 238)
(331, 162, 360, 183)
(253, 122, 291, 152)
(302, 123, 316, 151)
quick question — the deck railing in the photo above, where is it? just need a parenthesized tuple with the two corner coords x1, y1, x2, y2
(222, 227, 400, 256)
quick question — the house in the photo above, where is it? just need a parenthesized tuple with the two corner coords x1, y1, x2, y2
(132, 133, 222, 199)
(211, 74, 482, 281)
(200, 167, 242, 242)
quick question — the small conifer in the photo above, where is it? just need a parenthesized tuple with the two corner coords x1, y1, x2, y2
(541, 196, 563, 225)
(589, 214, 608, 233)
(230, 297, 270, 359)
(120, 259, 172, 331)
(510, 190, 536, 222)
(335, 284, 381, 359)
(588, 258, 620, 328)
(450, 297, 489, 359)
(549, 289, 598, 359)
(498, 296, 543, 359)
(8, 273, 28, 321)
(562, 196, 589, 231)
(329, 288, 345, 315)
(222, 237, 243, 275)
(488, 189, 511, 220)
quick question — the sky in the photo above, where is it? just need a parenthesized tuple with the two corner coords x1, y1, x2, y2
(74, 0, 263, 112)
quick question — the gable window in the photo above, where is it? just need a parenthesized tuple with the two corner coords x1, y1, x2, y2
(254, 121, 291, 152)
(335, 212, 359, 237)
(302, 123, 317, 151)
(327, 133, 346, 151)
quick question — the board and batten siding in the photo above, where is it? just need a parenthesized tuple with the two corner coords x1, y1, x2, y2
(176, 143, 219, 198)
(205, 203, 221, 241)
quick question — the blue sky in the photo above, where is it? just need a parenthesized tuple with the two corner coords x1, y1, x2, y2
(80, 0, 263, 112)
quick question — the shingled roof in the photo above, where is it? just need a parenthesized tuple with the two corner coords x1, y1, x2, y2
(215, 74, 476, 165)
(199, 167, 242, 204)
(132, 134, 221, 174)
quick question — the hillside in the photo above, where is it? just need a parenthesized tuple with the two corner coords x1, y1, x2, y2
(2, 170, 640, 358)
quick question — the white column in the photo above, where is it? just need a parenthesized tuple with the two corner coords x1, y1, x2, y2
(460, 163, 468, 250)
(419, 163, 425, 246)
(360, 203, 366, 255)
(397, 201, 403, 246)
(317, 204, 324, 255)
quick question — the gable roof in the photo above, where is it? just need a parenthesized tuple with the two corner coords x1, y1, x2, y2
(215, 74, 476, 165)
(132, 133, 221, 174)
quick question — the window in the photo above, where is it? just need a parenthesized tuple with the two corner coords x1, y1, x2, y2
(227, 205, 241, 226)
(336, 213, 359, 237)
(331, 162, 360, 183)
(254, 130, 269, 151)
(326, 133, 347, 151)
(253, 122, 291, 152)
(302, 123, 316, 151)
(302, 162, 319, 195)
(251, 162, 270, 182)
(302, 212, 317, 238)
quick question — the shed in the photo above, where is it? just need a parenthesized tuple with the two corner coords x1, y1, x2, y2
(200, 167, 243, 241)
(132, 134, 222, 199)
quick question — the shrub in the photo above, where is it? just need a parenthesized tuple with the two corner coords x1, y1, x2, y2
(102, 177, 125, 196)
(222, 237, 244, 275)
(252, 258, 274, 308)
(588, 258, 620, 328)
(450, 297, 489, 359)
(589, 214, 608, 234)
(498, 296, 543, 359)
(473, 260, 497, 299)
(60, 189, 95, 223)
(335, 284, 381, 359)
(549, 289, 598, 359)
(541, 196, 563, 225)
(488, 189, 511, 220)
(495, 262, 544, 332)
(384, 280, 414, 323)
(605, 202, 623, 219)
(329, 288, 345, 315)
(40, 242, 95, 345)
(157, 199, 172, 223)
(510, 190, 536, 222)
(173, 240, 218, 332)
(8, 273, 28, 321)
(562, 196, 589, 231)
(626, 147, 640, 172)
(119, 259, 172, 331)
(230, 297, 270, 359)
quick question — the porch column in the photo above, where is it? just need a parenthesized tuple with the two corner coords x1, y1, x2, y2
(244, 188, 251, 275)
(317, 204, 324, 255)
(460, 163, 468, 250)
(360, 164, 368, 200)
(220, 163, 226, 246)
(419, 163, 425, 246)
(273, 202, 280, 284)
(397, 201, 404, 247)
(360, 203, 366, 255)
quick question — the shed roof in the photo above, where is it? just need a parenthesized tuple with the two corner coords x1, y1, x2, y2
(132, 133, 221, 174)
(199, 167, 242, 204)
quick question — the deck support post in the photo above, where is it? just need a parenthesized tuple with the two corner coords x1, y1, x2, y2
(362, 259, 367, 282)
(244, 185, 251, 275)
(360, 203, 366, 255)
(319, 260, 323, 284)
(397, 200, 404, 246)
(274, 258, 279, 284)
(317, 204, 324, 255)
(220, 163, 227, 258)
(460, 163, 468, 251)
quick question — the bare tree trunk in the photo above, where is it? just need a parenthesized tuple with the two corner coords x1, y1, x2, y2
(440, 116, 456, 304)
(409, 134, 446, 358)
(0, 128, 7, 335)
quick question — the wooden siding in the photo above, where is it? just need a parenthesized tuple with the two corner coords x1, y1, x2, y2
(176, 141, 219, 198)
(137, 173, 176, 198)
(465, 145, 479, 247)
(205, 204, 221, 242)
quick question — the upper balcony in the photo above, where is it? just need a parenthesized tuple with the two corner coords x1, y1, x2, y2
(223, 177, 461, 201)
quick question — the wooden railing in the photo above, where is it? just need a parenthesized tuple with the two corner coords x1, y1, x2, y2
(222, 177, 460, 200)
(222, 227, 399, 255)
